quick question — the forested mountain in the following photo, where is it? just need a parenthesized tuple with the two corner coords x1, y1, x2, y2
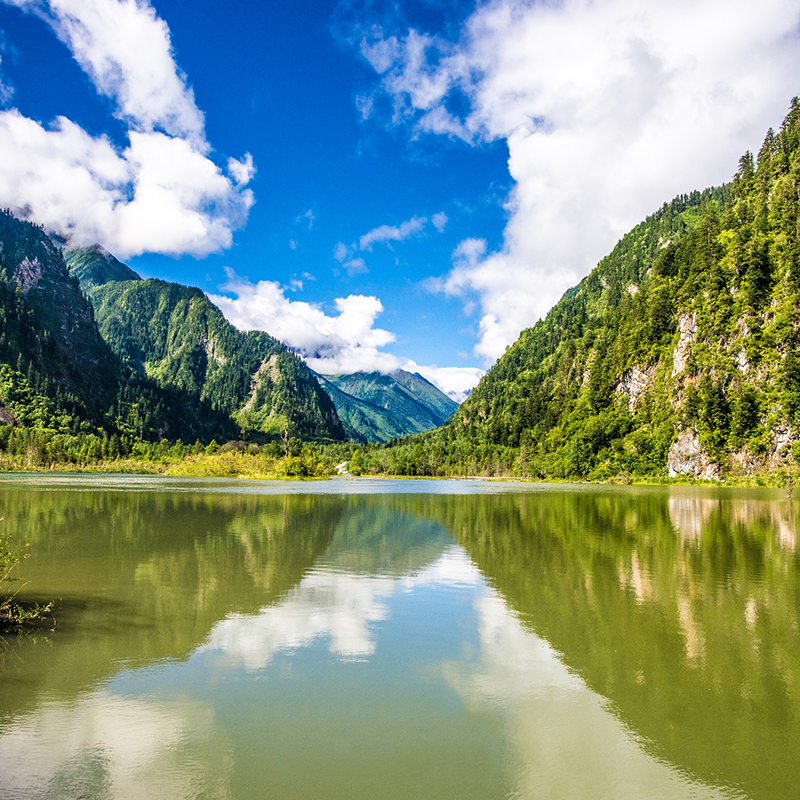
(0, 210, 231, 444)
(67, 247, 344, 442)
(316, 370, 457, 443)
(378, 98, 800, 480)
(67, 244, 139, 289)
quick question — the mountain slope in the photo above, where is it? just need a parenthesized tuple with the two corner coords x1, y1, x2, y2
(67, 247, 345, 442)
(0, 210, 232, 442)
(399, 98, 800, 480)
(319, 370, 457, 443)
(315, 374, 414, 443)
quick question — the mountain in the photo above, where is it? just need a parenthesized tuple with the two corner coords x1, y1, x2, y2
(67, 244, 139, 288)
(390, 98, 800, 480)
(66, 246, 345, 442)
(317, 370, 458, 443)
(0, 210, 233, 442)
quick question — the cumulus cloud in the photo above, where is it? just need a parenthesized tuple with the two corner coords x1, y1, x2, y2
(432, 211, 448, 232)
(356, 0, 800, 362)
(0, 0, 253, 257)
(209, 268, 483, 401)
(209, 268, 396, 361)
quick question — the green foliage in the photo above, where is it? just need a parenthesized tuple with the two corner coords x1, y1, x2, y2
(72, 265, 344, 442)
(0, 520, 52, 631)
(371, 98, 800, 481)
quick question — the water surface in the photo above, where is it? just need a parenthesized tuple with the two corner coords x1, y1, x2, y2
(1, 476, 798, 799)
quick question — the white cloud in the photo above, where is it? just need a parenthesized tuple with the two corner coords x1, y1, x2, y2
(209, 268, 484, 400)
(0, 0, 253, 257)
(228, 152, 255, 186)
(332, 213, 435, 282)
(412, 364, 484, 403)
(333, 241, 349, 262)
(357, 0, 800, 362)
(343, 256, 369, 276)
(16, 0, 207, 142)
(208, 268, 396, 362)
(432, 211, 448, 232)
(296, 208, 315, 229)
(359, 214, 427, 250)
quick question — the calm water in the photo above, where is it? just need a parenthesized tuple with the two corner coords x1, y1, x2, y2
(0, 476, 798, 799)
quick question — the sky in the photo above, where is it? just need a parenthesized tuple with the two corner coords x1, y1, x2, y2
(0, 0, 799, 401)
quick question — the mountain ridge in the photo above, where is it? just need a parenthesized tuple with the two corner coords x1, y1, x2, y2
(378, 97, 800, 480)
(315, 369, 457, 443)
(66, 246, 345, 442)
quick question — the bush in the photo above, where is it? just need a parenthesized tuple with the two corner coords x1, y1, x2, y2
(0, 520, 52, 631)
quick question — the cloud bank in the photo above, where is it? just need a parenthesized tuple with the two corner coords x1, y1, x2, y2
(357, 0, 800, 362)
(0, 0, 253, 257)
(209, 269, 483, 401)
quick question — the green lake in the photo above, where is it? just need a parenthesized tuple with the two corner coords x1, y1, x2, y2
(0, 476, 798, 799)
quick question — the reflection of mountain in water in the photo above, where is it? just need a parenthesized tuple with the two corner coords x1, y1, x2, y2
(324, 503, 452, 576)
(0, 488, 458, 718)
(5, 482, 799, 798)
(0, 484, 478, 800)
(432, 488, 800, 800)
(200, 501, 459, 668)
(0, 489, 344, 719)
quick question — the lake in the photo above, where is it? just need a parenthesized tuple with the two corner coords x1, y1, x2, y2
(0, 475, 798, 799)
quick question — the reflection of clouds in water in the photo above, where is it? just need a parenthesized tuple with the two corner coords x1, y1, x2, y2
(400, 546, 482, 590)
(200, 546, 479, 669)
(202, 570, 395, 665)
(0, 692, 230, 800)
(444, 590, 731, 800)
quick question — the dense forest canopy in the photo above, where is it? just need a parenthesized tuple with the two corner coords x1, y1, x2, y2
(364, 98, 800, 481)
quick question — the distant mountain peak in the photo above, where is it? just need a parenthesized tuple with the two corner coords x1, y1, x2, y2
(316, 368, 457, 443)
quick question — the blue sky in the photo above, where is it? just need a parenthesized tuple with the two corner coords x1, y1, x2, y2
(1, 0, 799, 399)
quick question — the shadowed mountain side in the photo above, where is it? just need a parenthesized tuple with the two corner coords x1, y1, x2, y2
(0, 211, 233, 442)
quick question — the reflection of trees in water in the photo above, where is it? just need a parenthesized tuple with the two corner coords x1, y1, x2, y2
(4, 483, 798, 797)
(0, 490, 344, 720)
(324, 498, 452, 576)
(424, 488, 800, 800)
(0, 489, 457, 716)
(0, 488, 466, 800)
